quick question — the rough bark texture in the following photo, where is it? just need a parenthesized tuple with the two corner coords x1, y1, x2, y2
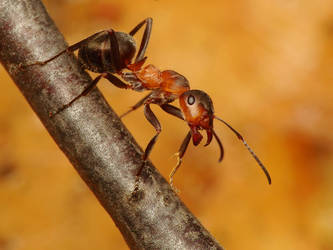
(0, 0, 224, 249)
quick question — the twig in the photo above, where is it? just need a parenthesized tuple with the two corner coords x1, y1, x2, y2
(0, 0, 224, 249)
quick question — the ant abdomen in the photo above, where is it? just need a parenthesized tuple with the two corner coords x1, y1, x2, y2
(78, 31, 136, 73)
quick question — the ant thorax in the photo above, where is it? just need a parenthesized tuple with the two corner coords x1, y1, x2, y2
(121, 64, 162, 92)
(136, 64, 163, 89)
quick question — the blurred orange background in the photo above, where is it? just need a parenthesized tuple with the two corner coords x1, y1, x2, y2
(1, 0, 333, 249)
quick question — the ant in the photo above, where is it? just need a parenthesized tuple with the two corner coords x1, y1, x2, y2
(122, 88, 271, 187)
(21, 17, 271, 188)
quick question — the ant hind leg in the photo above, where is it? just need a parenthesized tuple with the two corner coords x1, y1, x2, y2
(49, 74, 104, 117)
(21, 31, 109, 68)
(129, 18, 153, 63)
(49, 72, 130, 117)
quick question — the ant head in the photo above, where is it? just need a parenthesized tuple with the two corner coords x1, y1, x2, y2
(115, 32, 137, 65)
(179, 90, 214, 146)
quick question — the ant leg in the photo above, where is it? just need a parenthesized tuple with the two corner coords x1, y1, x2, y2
(169, 131, 192, 189)
(136, 104, 161, 177)
(121, 71, 145, 91)
(129, 18, 153, 63)
(120, 92, 152, 118)
(23, 31, 109, 67)
(50, 72, 130, 117)
(104, 73, 131, 89)
(49, 74, 104, 117)
(160, 104, 184, 121)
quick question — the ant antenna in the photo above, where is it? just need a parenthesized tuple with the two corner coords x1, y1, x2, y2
(215, 116, 271, 185)
(212, 130, 224, 162)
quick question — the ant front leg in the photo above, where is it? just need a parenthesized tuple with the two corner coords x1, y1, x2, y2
(169, 131, 192, 189)
(160, 104, 184, 121)
(129, 18, 153, 63)
(160, 104, 192, 188)
(136, 104, 161, 177)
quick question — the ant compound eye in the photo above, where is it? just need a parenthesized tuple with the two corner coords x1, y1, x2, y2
(187, 95, 195, 105)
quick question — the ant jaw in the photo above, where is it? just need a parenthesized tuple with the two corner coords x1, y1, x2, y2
(192, 129, 203, 146)
(190, 126, 214, 147)
(204, 129, 213, 147)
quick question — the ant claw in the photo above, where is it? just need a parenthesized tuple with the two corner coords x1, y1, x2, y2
(169, 153, 182, 190)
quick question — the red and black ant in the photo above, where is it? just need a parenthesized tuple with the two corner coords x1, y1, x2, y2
(21, 17, 271, 187)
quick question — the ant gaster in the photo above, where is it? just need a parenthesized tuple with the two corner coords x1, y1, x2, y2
(23, 17, 153, 116)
